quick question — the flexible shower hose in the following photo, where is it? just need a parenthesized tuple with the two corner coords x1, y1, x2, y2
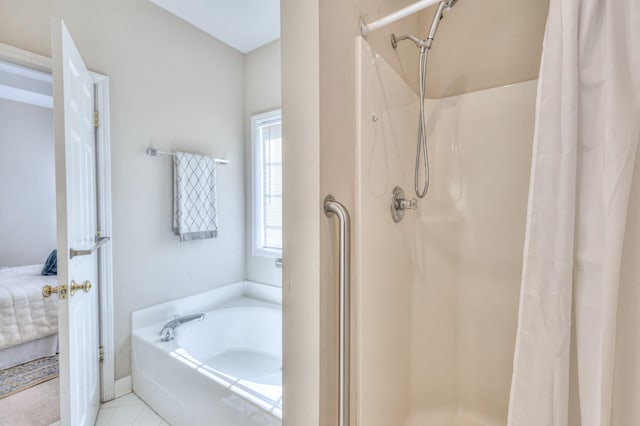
(415, 46, 430, 198)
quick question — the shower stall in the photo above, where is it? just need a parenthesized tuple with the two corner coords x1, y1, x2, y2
(353, 35, 536, 425)
(344, 1, 539, 423)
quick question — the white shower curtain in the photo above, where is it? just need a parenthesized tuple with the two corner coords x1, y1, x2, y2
(508, 1, 640, 425)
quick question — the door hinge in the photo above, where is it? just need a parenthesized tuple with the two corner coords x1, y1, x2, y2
(99, 346, 104, 362)
(94, 111, 99, 128)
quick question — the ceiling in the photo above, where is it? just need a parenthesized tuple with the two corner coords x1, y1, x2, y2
(149, 0, 280, 54)
(363, 0, 549, 98)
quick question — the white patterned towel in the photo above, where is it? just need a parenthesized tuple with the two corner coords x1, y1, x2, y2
(173, 152, 218, 241)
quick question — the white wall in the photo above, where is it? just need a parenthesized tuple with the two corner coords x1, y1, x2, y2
(0, 99, 55, 267)
(449, 81, 535, 421)
(280, 0, 322, 423)
(244, 39, 282, 287)
(0, 0, 246, 380)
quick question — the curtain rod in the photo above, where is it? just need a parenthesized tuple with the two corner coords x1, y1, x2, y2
(146, 148, 230, 165)
(361, 0, 441, 36)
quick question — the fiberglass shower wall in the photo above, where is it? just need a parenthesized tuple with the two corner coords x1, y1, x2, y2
(355, 37, 536, 426)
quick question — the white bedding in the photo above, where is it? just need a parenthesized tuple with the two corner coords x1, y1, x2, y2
(0, 265, 58, 350)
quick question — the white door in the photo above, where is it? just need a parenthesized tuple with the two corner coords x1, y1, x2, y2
(52, 18, 101, 426)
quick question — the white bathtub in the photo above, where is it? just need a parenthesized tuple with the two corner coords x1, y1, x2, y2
(132, 288, 282, 426)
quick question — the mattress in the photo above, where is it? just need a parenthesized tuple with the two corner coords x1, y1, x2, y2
(0, 265, 58, 350)
(0, 334, 58, 370)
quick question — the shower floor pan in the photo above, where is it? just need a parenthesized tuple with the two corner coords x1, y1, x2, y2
(405, 407, 504, 426)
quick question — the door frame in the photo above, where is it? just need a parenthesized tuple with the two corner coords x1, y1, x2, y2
(0, 42, 116, 401)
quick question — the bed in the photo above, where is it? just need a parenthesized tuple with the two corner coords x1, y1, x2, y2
(0, 265, 58, 369)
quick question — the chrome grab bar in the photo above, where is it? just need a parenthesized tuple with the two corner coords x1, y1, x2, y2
(70, 236, 110, 259)
(323, 195, 351, 426)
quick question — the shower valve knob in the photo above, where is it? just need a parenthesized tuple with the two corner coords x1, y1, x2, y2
(397, 198, 418, 211)
(391, 186, 417, 223)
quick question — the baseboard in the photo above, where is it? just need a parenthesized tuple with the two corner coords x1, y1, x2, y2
(114, 375, 132, 398)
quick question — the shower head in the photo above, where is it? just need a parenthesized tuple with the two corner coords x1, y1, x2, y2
(427, 1, 451, 43)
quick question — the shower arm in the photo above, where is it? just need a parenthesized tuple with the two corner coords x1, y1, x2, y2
(391, 34, 428, 50)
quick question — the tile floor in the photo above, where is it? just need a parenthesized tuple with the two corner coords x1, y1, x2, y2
(97, 392, 169, 426)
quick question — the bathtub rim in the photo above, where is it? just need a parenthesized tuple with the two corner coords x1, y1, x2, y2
(132, 293, 283, 422)
(132, 280, 281, 332)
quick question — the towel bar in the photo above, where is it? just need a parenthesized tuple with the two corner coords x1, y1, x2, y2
(146, 148, 230, 165)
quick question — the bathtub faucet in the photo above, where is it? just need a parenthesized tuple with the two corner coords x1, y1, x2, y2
(160, 313, 206, 342)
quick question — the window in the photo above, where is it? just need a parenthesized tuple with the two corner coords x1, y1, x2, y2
(252, 109, 282, 257)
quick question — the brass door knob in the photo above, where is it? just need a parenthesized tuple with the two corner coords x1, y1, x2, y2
(42, 284, 68, 299)
(70, 280, 92, 296)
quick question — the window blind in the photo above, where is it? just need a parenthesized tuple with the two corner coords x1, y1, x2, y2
(260, 120, 282, 251)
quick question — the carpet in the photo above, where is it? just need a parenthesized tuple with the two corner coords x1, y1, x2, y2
(0, 377, 59, 426)
(0, 355, 59, 399)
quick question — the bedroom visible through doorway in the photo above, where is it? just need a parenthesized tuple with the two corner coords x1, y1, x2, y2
(0, 58, 60, 425)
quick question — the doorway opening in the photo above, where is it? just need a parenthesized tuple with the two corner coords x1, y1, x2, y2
(0, 42, 113, 426)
